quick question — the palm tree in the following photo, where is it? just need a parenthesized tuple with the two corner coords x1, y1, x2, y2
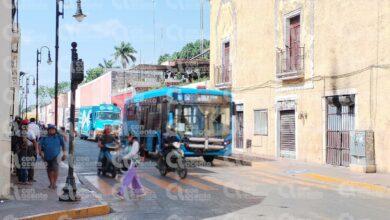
(98, 59, 115, 69)
(114, 42, 137, 69)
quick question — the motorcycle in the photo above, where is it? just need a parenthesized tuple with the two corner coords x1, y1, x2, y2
(157, 141, 188, 179)
(97, 142, 122, 178)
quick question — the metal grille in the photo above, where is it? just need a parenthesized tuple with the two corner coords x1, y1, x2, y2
(236, 111, 244, 149)
(280, 110, 296, 158)
(326, 104, 355, 166)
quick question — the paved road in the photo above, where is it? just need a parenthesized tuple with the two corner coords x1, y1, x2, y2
(74, 139, 390, 220)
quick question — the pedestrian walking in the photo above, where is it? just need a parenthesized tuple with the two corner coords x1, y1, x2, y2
(39, 125, 67, 189)
(28, 118, 40, 140)
(11, 116, 22, 175)
(59, 127, 68, 143)
(117, 134, 144, 199)
(17, 120, 38, 184)
(26, 118, 40, 182)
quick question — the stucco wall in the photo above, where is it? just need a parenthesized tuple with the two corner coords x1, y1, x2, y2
(0, 1, 12, 198)
(210, 0, 390, 172)
(78, 72, 112, 107)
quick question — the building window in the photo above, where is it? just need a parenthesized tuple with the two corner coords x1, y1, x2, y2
(287, 15, 301, 71)
(277, 12, 304, 80)
(254, 109, 268, 135)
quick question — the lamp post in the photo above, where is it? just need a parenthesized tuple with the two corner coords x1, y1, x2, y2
(55, 0, 86, 126)
(17, 71, 26, 117)
(36, 46, 52, 121)
(25, 75, 36, 119)
(59, 42, 84, 202)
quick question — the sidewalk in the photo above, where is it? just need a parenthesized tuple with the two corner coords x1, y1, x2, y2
(218, 153, 390, 195)
(0, 159, 110, 220)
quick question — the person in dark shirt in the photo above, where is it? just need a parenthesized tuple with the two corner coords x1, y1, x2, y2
(39, 124, 66, 189)
(97, 125, 117, 168)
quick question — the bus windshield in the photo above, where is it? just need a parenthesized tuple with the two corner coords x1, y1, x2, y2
(97, 112, 120, 120)
(173, 104, 231, 138)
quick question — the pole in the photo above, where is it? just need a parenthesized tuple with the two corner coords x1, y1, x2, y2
(25, 84, 27, 119)
(55, 0, 62, 126)
(152, 0, 156, 64)
(59, 42, 80, 202)
(36, 50, 39, 121)
(200, 0, 204, 56)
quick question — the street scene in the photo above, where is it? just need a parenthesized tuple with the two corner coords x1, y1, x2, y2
(1, 0, 390, 219)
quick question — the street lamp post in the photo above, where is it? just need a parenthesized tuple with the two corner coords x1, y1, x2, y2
(18, 71, 26, 117)
(59, 42, 84, 202)
(36, 46, 52, 121)
(25, 75, 36, 119)
(54, 0, 86, 126)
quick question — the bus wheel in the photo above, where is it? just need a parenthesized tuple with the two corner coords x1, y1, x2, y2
(203, 156, 215, 163)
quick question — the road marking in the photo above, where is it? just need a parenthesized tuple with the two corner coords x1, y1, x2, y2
(168, 174, 217, 191)
(300, 173, 390, 193)
(140, 173, 182, 193)
(192, 174, 245, 191)
(85, 175, 115, 195)
(249, 170, 333, 191)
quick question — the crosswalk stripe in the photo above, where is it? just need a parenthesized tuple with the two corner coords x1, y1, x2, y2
(140, 173, 182, 193)
(168, 174, 217, 191)
(192, 174, 245, 191)
(85, 175, 115, 195)
(300, 173, 390, 193)
(248, 170, 333, 190)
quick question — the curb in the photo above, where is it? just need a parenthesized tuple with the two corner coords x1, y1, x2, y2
(19, 204, 111, 220)
(216, 156, 252, 166)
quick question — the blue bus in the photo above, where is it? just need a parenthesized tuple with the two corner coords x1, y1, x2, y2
(78, 104, 122, 141)
(124, 87, 233, 162)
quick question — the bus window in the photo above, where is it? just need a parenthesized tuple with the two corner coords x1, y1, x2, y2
(127, 104, 137, 120)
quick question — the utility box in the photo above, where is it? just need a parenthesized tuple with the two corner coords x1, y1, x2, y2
(349, 130, 376, 173)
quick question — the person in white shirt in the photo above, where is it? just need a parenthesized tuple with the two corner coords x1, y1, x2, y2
(117, 134, 144, 198)
(28, 118, 40, 141)
(19, 119, 39, 183)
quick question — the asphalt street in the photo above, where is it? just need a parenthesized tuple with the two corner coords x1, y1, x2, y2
(73, 139, 390, 220)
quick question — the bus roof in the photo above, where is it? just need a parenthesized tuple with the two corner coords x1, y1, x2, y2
(127, 87, 231, 104)
(79, 104, 120, 112)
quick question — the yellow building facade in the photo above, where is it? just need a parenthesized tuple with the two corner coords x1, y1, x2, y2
(209, 0, 390, 172)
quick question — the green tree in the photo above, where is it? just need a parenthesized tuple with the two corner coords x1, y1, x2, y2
(158, 53, 171, 65)
(158, 39, 210, 63)
(37, 82, 70, 105)
(98, 59, 115, 69)
(85, 67, 104, 83)
(114, 42, 137, 69)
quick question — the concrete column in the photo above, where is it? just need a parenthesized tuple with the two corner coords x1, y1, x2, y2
(0, 2, 13, 199)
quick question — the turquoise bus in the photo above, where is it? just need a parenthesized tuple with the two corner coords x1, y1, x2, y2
(124, 87, 233, 162)
(78, 104, 122, 141)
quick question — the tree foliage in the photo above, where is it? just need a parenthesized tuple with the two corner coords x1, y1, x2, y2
(85, 67, 104, 83)
(158, 39, 210, 64)
(114, 41, 137, 69)
(98, 59, 116, 69)
(37, 82, 70, 106)
(158, 53, 171, 65)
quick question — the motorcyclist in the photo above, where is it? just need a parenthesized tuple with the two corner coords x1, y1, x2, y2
(161, 125, 179, 157)
(97, 125, 118, 169)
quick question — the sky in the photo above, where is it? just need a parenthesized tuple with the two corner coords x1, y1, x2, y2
(19, 0, 210, 90)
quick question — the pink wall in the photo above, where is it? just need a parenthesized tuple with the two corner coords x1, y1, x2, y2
(78, 72, 112, 107)
(111, 91, 132, 113)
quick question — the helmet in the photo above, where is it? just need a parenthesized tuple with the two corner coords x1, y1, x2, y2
(21, 119, 29, 125)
